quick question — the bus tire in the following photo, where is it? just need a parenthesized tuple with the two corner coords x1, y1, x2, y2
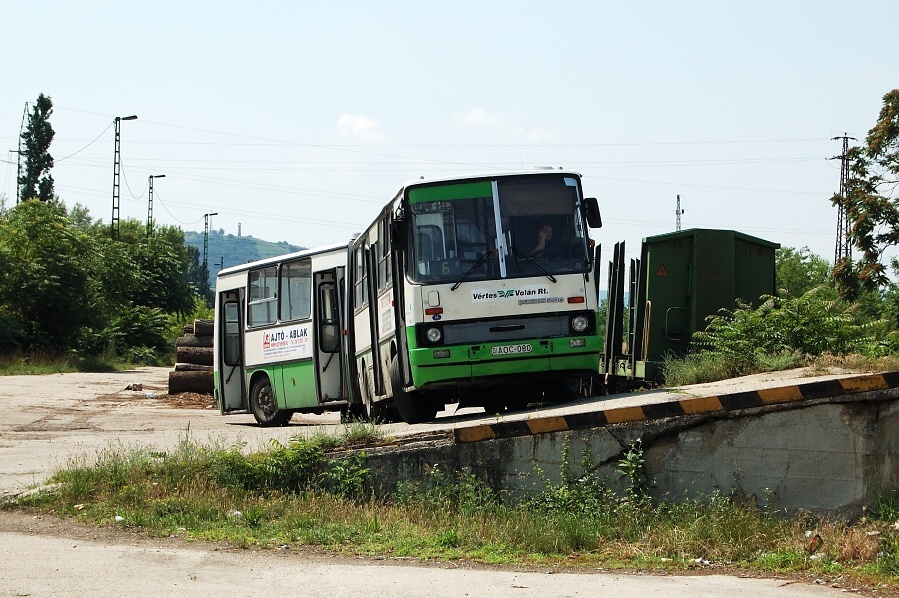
(358, 365, 381, 422)
(250, 377, 291, 427)
(476, 388, 508, 414)
(481, 396, 507, 414)
(551, 377, 583, 403)
(342, 403, 365, 423)
(390, 356, 437, 424)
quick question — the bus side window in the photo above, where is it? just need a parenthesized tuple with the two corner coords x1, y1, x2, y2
(280, 260, 311, 322)
(248, 266, 277, 326)
(378, 218, 391, 289)
(353, 246, 366, 309)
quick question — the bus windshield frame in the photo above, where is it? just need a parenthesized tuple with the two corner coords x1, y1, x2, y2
(406, 174, 590, 284)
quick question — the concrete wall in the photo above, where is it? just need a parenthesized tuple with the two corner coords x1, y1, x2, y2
(362, 390, 899, 515)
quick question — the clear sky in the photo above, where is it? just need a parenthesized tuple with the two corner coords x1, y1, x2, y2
(2, 1, 897, 272)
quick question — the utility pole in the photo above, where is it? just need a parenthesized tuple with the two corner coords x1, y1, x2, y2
(16, 103, 27, 204)
(675, 195, 684, 232)
(203, 212, 218, 298)
(831, 133, 856, 264)
(111, 115, 137, 238)
(147, 174, 165, 237)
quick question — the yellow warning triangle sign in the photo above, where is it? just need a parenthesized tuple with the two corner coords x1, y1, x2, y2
(656, 264, 669, 277)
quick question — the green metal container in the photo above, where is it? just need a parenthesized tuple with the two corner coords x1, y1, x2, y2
(604, 228, 779, 381)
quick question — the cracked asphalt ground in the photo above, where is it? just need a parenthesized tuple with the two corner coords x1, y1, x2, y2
(0, 369, 863, 597)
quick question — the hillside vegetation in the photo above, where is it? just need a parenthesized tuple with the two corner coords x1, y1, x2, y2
(183, 230, 304, 288)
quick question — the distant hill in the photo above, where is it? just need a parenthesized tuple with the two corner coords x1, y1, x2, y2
(184, 230, 304, 286)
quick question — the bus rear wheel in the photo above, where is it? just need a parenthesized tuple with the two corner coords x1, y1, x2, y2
(359, 367, 397, 423)
(550, 377, 583, 403)
(250, 378, 291, 427)
(390, 356, 438, 424)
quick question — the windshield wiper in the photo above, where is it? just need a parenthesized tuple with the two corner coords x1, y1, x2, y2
(450, 251, 490, 291)
(510, 246, 557, 283)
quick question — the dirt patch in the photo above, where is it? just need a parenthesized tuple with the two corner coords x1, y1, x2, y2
(156, 391, 217, 410)
(110, 380, 216, 410)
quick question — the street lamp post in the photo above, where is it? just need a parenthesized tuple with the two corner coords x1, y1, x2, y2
(111, 115, 137, 238)
(147, 174, 165, 237)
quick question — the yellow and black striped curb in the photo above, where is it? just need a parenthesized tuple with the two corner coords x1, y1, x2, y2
(454, 371, 899, 443)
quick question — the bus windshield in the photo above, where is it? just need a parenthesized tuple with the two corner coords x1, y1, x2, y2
(408, 175, 590, 284)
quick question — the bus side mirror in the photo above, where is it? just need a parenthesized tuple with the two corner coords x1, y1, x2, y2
(391, 218, 406, 251)
(584, 197, 602, 228)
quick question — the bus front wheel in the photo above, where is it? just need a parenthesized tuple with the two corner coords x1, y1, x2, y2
(250, 378, 291, 427)
(390, 357, 438, 424)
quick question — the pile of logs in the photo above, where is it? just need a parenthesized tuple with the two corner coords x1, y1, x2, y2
(168, 319, 214, 394)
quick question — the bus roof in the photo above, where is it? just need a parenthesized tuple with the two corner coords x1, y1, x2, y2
(215, 240, 348, 278)
(391, 169, 583, 200)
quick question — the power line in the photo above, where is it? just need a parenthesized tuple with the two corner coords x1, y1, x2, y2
(55, 122, 113, 163)
(583, 173, 827, 196)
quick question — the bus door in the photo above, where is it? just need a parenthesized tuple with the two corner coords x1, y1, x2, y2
(365, 245, 385, 396)
(218, 290, 246, 412)
(314, 268, 344, 402)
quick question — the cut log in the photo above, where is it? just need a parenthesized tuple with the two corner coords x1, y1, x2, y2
(168, 370, 214, 394)
(175, 335, 213, 348)
(175, 346, 213, 366)
(193, 319, 214, 337)
(182, 325, 194, 335)
(174, 363, 213, 372)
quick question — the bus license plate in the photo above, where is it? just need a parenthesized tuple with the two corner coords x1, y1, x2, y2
(491, 343, 532, 356)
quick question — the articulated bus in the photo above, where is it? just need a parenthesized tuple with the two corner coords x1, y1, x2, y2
(214, 170, 602, 426)
(348, 169, 603, 423)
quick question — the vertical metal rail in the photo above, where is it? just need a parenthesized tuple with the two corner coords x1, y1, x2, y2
(630, 243, 649, 373)
(603, 241, 626, 375)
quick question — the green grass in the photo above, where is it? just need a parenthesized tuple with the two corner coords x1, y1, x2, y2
(661, 350, 899, 387)
(0, 351, 121, 375)
(4, 434, 897, 590)
(0, 349, 178, 376)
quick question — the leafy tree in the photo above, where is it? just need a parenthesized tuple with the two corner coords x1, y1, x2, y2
(0, 200, 202, 361)
(18, 94, 56, 202)
(105, 219, 198, 316)
(184, 245, 210, 304)
(78, 219, 198, 358)
(835, 89, 899, 298)
(775, 247, 834, 298)
(0, 200, 97, 351)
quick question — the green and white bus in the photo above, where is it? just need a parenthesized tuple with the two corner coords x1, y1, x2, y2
(214, 243, 348, 426)
(214, 170, 602, 426)
(347, 170, 603, 423)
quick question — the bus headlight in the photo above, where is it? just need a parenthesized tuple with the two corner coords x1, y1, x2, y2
(570, 315, 589, 333)
(426, 327, 443, 343)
